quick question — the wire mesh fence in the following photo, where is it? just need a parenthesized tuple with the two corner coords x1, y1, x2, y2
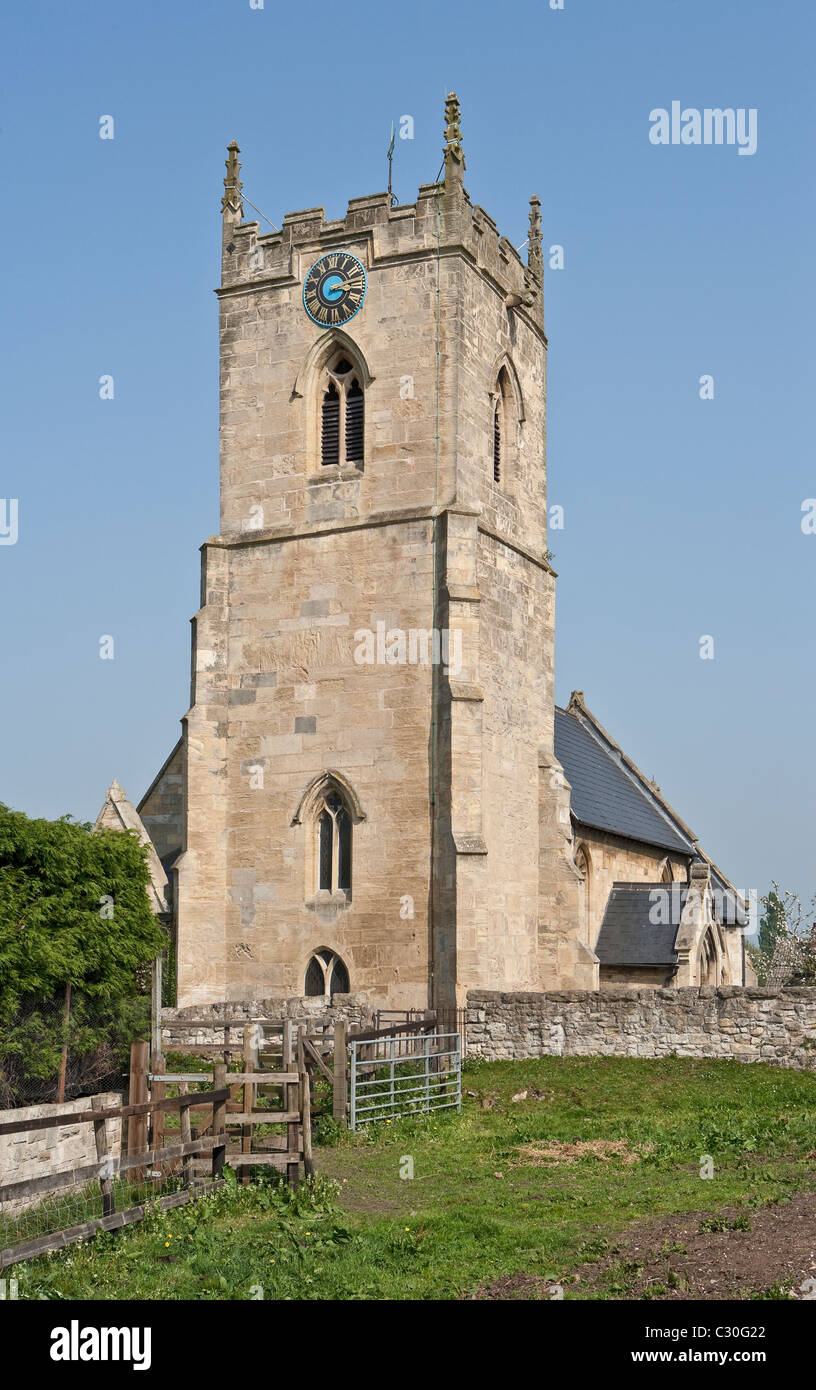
(0, 1066, 232, 1269)
(0, 1169, 188, 1259)
(0, 989, 150, 1109)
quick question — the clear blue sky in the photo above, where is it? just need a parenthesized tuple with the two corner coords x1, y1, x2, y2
(1, 0, 813, 913)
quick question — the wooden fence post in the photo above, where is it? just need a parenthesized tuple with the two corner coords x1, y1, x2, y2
(212, 1062, 227, 1181)
(150, 954, 162, 1059)
(297, 1027, 314, 1179)
(56, 984, 72, 1104)
(150, 1052, 165, 1160)
(92, 1095, 116, 1217)
(179, 1081, 192, 1187)
(241, 1024, 258, 1185)
(333, 1019, 347, 1124)
(127, 1040, 149, 1182)
(282, 1020, 300, 1189)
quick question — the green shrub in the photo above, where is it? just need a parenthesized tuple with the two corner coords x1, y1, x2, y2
(0, 803, 164, 1104)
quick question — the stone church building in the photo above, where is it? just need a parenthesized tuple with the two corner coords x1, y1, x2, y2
(101, 96, 749, 1009)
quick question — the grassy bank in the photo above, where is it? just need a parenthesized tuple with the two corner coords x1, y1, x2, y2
(9, 1056, 816, 1300)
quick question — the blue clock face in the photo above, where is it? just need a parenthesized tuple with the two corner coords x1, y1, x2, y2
(303, 252, 366, 327)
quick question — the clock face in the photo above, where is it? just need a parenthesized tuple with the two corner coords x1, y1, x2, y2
(303, 252, 367, 327)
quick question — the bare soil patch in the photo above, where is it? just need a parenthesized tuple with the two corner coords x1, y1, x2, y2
(511, 1139, 646, 1166)
(577, 1190, 816, 1300)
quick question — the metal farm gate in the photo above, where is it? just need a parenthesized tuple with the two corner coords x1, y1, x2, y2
(348, 1028, 461, 1130)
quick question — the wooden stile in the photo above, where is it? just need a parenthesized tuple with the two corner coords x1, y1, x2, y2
(297, 1027, 314, 1179)
(282, 1021, 300, 1189)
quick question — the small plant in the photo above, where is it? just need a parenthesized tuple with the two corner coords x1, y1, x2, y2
(700, 1213, 751, 1233)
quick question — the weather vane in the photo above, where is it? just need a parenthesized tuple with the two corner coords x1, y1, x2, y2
(387, 120, 398, 207)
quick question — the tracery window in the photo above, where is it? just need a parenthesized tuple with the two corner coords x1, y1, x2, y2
(316, 788, 352, 896)
(321, 355, 364, 467)
(305, 948, 350, 996)
(490, 365, 516, 486)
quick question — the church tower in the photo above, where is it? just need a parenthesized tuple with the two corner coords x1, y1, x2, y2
(172, 97, 597, 1008)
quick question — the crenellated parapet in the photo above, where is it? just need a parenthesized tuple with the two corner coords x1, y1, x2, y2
(218, 96, 543, 333)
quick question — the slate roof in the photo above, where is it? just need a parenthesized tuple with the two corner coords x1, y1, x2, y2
(554, 706, 694, 854)
(595, 885, 684, 966)
(554, 696, 748, 930)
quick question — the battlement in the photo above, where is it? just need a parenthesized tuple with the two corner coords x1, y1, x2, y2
(218, 97, 543, 327)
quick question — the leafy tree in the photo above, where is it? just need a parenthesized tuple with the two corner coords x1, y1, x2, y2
(749, 884, 816, 986)
(758, 890, 786, 957)
(0, 804, 164, 1105)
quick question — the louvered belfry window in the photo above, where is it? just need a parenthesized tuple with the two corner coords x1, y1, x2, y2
(493, 400, 501, 482)
(321, 382, 340, 466)
(320, 355, 364, 468)
(345, 379, 364, 462)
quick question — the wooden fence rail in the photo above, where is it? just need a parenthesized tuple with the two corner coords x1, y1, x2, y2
(0, 1070, 230, 1270)
(148, 1021, 310, 1184)
(1, 1020, 324, 1271)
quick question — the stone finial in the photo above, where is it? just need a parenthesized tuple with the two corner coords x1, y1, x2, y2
(527, 196, 543, 281)
(690, 858, 710, 883)
(221, 140, 243, 219)
(443, 92, 466, 188)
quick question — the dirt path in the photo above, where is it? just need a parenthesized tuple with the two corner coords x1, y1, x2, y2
(473, 1191, 816, 1300)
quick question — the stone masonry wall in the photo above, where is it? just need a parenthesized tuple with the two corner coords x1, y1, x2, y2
(467, 987, 816, 1070)
(162, 993, 375, 1049)
(0, 1092, 123, 1216)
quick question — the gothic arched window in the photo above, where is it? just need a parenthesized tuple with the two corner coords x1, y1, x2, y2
(490, 365, 517, 487)
(321, 355, 364, 468)
(574, 843, 591, 944)
(291, 769, 364, 907)
(698, 928, 718, 986)
(305, 948, 350, 997)
(492, 399, 501, 482)
(315, 786, 352, 897)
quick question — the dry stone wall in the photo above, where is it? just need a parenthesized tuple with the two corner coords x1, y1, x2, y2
(467, 987, 816, 1070)
(162, 993, 375, 1049)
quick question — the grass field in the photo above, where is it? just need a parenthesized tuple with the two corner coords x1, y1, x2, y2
(9, 1055, 816, 1301)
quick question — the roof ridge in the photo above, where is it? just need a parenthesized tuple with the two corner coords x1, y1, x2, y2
(137, 737, 183, 814)
(561, 693, 743, 903)
(566, 694, 698, 845)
